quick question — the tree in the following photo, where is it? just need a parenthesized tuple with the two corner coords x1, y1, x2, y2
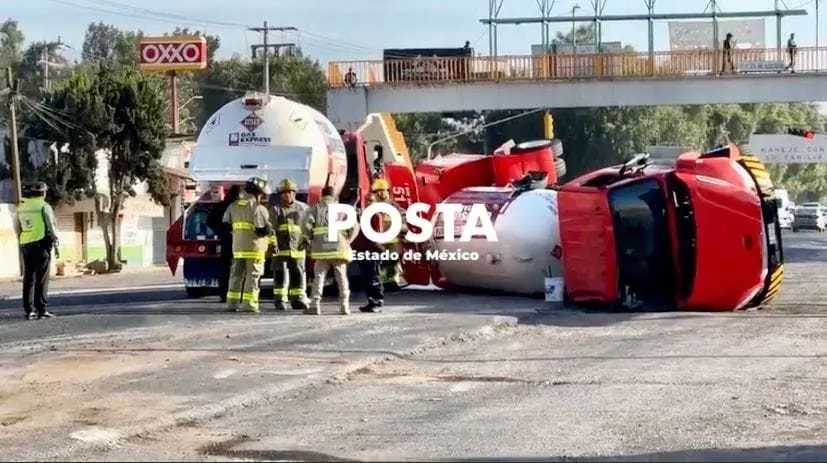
(0, 19, 24, 68)
(81, 22, 143, 67)
(28, 66, 168, 270)
(0, 19, 25, 124)
(17, 41, 72, 96)
(194, 48, 327, 130)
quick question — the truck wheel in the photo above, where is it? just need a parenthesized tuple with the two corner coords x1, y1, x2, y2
(185, 287, 204, 299)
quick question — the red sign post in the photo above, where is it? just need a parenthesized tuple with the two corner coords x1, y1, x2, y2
(138, 36, 208, 134)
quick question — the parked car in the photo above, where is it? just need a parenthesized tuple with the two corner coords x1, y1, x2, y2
(792, 203, 827, 232)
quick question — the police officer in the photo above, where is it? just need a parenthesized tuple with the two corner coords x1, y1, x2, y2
(269, 178, 311, 311)
(15, 181, 59, 320)
(304, 186, 359, 315)
(222, 177, 273, 313)
(371, 178, 407, 290)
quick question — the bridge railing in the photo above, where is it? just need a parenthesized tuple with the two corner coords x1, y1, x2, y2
(328, 47, 827, 88)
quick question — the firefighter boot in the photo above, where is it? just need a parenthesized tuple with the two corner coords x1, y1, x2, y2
(359, 299, 383, 313)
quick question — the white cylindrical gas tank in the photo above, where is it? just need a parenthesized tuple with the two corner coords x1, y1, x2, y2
(191, 94, 348, 197)
(431, 187, 563, 295)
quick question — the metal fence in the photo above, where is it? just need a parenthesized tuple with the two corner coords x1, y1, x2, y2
(328, 46, 826, 88)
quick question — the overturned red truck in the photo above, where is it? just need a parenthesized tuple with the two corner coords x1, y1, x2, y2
(558, 146, 783, 311)
(166, 94, 782, 311)
(391, 142, 783, 311)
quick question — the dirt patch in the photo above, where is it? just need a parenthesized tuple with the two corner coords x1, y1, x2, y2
(0, 350, 202, 440)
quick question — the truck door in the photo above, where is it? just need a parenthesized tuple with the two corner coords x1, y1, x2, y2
(385, 164, 430, 285)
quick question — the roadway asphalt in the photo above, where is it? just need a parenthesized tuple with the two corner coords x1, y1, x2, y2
(0, 230, 824, 461)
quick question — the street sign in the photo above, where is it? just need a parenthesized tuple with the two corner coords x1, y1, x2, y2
(138, 36, 208, 72)
(746, 134, 827, 164)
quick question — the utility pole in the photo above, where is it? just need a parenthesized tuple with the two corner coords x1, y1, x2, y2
(39, 36, 64, 92)
(3, 67, 22, 204)
(248, 21, 296, 95)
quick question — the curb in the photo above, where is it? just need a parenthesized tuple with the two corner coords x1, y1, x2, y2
(45, 316, 520, 460)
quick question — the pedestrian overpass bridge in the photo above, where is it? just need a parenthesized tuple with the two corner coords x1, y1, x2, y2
(326, 46, 827, 130)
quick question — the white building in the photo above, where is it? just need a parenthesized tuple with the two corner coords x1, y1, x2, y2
(0, 130, 194, 278)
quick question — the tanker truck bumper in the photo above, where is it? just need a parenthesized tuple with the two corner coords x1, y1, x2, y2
(182, 257, 276, 298)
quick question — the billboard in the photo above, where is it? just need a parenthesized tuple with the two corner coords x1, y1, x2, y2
(382, 47, 472, 82)
(138, 36, 208, 72)
(747, 134, 827, 164)
(668, 19, 766, 50)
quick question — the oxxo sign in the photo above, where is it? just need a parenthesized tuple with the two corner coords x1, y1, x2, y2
(138, 36, 208, 72)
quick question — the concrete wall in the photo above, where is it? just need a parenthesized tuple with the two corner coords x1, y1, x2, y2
(326, 73, 827, 130)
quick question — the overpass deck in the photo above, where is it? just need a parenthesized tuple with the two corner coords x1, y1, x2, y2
(326, 46, 827, 130)
(328, 46, 827, 88)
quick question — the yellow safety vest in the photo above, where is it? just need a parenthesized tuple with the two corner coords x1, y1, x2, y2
(308, 196, 353, 262)
(17, 197, 47, 245)
(270, 201, 308, 259)
(225, 195, 268, 260)
(380, 199, 406, 247)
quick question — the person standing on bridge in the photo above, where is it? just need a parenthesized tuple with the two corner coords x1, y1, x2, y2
(15, 181, 58, 320)
(269, 178, 311, 312)
(721, 33, 735, 74)
(786, 33, 797, 73)
(223, 177, 273, 313)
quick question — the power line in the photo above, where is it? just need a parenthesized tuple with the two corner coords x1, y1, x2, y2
(41, 0, 385, 57)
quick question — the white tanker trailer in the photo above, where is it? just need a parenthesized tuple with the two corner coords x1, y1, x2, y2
(430, 184, 562, 295)
(167, 92, 381, 295)
(188, 92, 348, 200)
(387, 139, 567, 296)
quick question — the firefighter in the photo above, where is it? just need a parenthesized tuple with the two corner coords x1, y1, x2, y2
(353, 191, 386, 313)
(371, 178, 406, 290)
(222, 177, 273, 313)
(304, 186, 359, 315)
(15, 181, 59, 320)
(269, 178, 311, 311)
(207, 184, 241, 302)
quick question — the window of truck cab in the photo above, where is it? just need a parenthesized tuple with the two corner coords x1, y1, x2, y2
(184, 203, 218, 240)
(607, 177, 676, 306)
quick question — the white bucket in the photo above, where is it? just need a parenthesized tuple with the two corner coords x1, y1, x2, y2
(544, 277, 564, 303)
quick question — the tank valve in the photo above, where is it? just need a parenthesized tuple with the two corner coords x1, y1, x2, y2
(486, 253, 502, 264)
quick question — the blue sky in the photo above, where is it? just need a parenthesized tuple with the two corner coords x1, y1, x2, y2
(6, 0, 823, 65)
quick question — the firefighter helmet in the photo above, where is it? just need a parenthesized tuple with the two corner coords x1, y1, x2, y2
(277, 178, 298, 193)
(245, 176, 270, 196)
(371, 178, 390, 192)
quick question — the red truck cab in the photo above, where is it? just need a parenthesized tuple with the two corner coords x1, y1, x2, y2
(559, 145, 783, 311)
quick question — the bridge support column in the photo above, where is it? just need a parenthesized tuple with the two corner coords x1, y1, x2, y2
(326, 87, 369, 132)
